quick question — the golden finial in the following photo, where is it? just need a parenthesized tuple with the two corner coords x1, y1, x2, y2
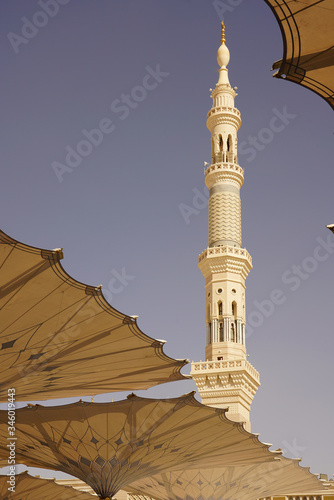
(221, 21, 226, 44)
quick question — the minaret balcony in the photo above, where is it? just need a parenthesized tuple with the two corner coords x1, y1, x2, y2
(207, 106, 241, 131)
(191, 358, 260, 386)
(198, 246, 252, 280)
(204, 162, 244, 189)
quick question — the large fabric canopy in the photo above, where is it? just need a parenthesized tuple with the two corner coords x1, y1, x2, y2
(0, 471, 95, 500)
(125, 457, 324, 500)
(0, 230, 188, 401)
(264, 0, 334, 110)
(0, 393, 279, 499)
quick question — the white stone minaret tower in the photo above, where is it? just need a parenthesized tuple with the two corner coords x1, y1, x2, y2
(190, 23, 260, 432)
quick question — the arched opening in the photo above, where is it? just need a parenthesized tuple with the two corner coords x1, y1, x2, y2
(219, 134, 223, 152)
(227, 134, 233, 162)
(230, 322, 235, 342)
(218, 301, 223, 316)
(232, 301, 237, 318)
(208, 323, 212, 344)
(211, 137, 214, 162)
(219, 322, 224, 341)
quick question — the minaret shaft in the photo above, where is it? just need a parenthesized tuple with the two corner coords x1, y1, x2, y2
(191, 23, 259, 432)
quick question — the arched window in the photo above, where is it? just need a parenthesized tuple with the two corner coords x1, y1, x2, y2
(218, 301, 223, 316)
(228, 134, 233, 150)
(219, 135, 223, 152)
(227, 135, 233, 161)
(208, 323, 212, 344)
(230, 322, 235, 342)
(211, 137, 214, 161)
(219, 322, 224, 341)
(232, 301, 237, 318)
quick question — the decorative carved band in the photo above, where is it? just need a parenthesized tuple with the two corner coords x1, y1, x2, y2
(207, 107, 241, 130)
(207, 106, 241, 120)
(191, 358, 259, 380)
(199, 245, 251, 261)
(205, 162, 244, 189)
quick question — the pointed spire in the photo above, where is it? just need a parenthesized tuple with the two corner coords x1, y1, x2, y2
(221, 21, 226, 45)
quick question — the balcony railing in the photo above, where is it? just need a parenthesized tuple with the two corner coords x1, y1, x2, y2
(198, 246, 252, 264)
(191, 359, 259, 379)
(207, 106, 241, 120)
(205, 162, 243, 177)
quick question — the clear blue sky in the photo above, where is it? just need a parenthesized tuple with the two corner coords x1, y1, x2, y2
(0, 0, 333, 481)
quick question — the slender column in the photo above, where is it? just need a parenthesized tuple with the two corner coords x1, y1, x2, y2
(236, 320, 241, 343)
(212, 319, 218, 343)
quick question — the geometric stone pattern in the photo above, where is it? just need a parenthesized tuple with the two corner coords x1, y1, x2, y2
(208, 191, 241, 247)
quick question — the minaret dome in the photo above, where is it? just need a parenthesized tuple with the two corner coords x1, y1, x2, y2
(217, 22, 230, 68)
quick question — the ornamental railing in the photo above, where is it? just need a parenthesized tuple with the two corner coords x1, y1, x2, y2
(207, 106, 241, 120)
(198, 246, 252, 264)
(191, 359, 259, 379)
(205, 162, 243, 176)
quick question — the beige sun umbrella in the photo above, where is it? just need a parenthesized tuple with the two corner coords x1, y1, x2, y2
(0, 471, 96, 499)
(0, 229, 188, 401)
(0, 393, 280, 499)
(264, 0, 334, 110)
(125, 457, 325, 500)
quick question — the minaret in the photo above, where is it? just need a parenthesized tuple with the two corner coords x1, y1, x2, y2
(190, 23, 260, 432)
